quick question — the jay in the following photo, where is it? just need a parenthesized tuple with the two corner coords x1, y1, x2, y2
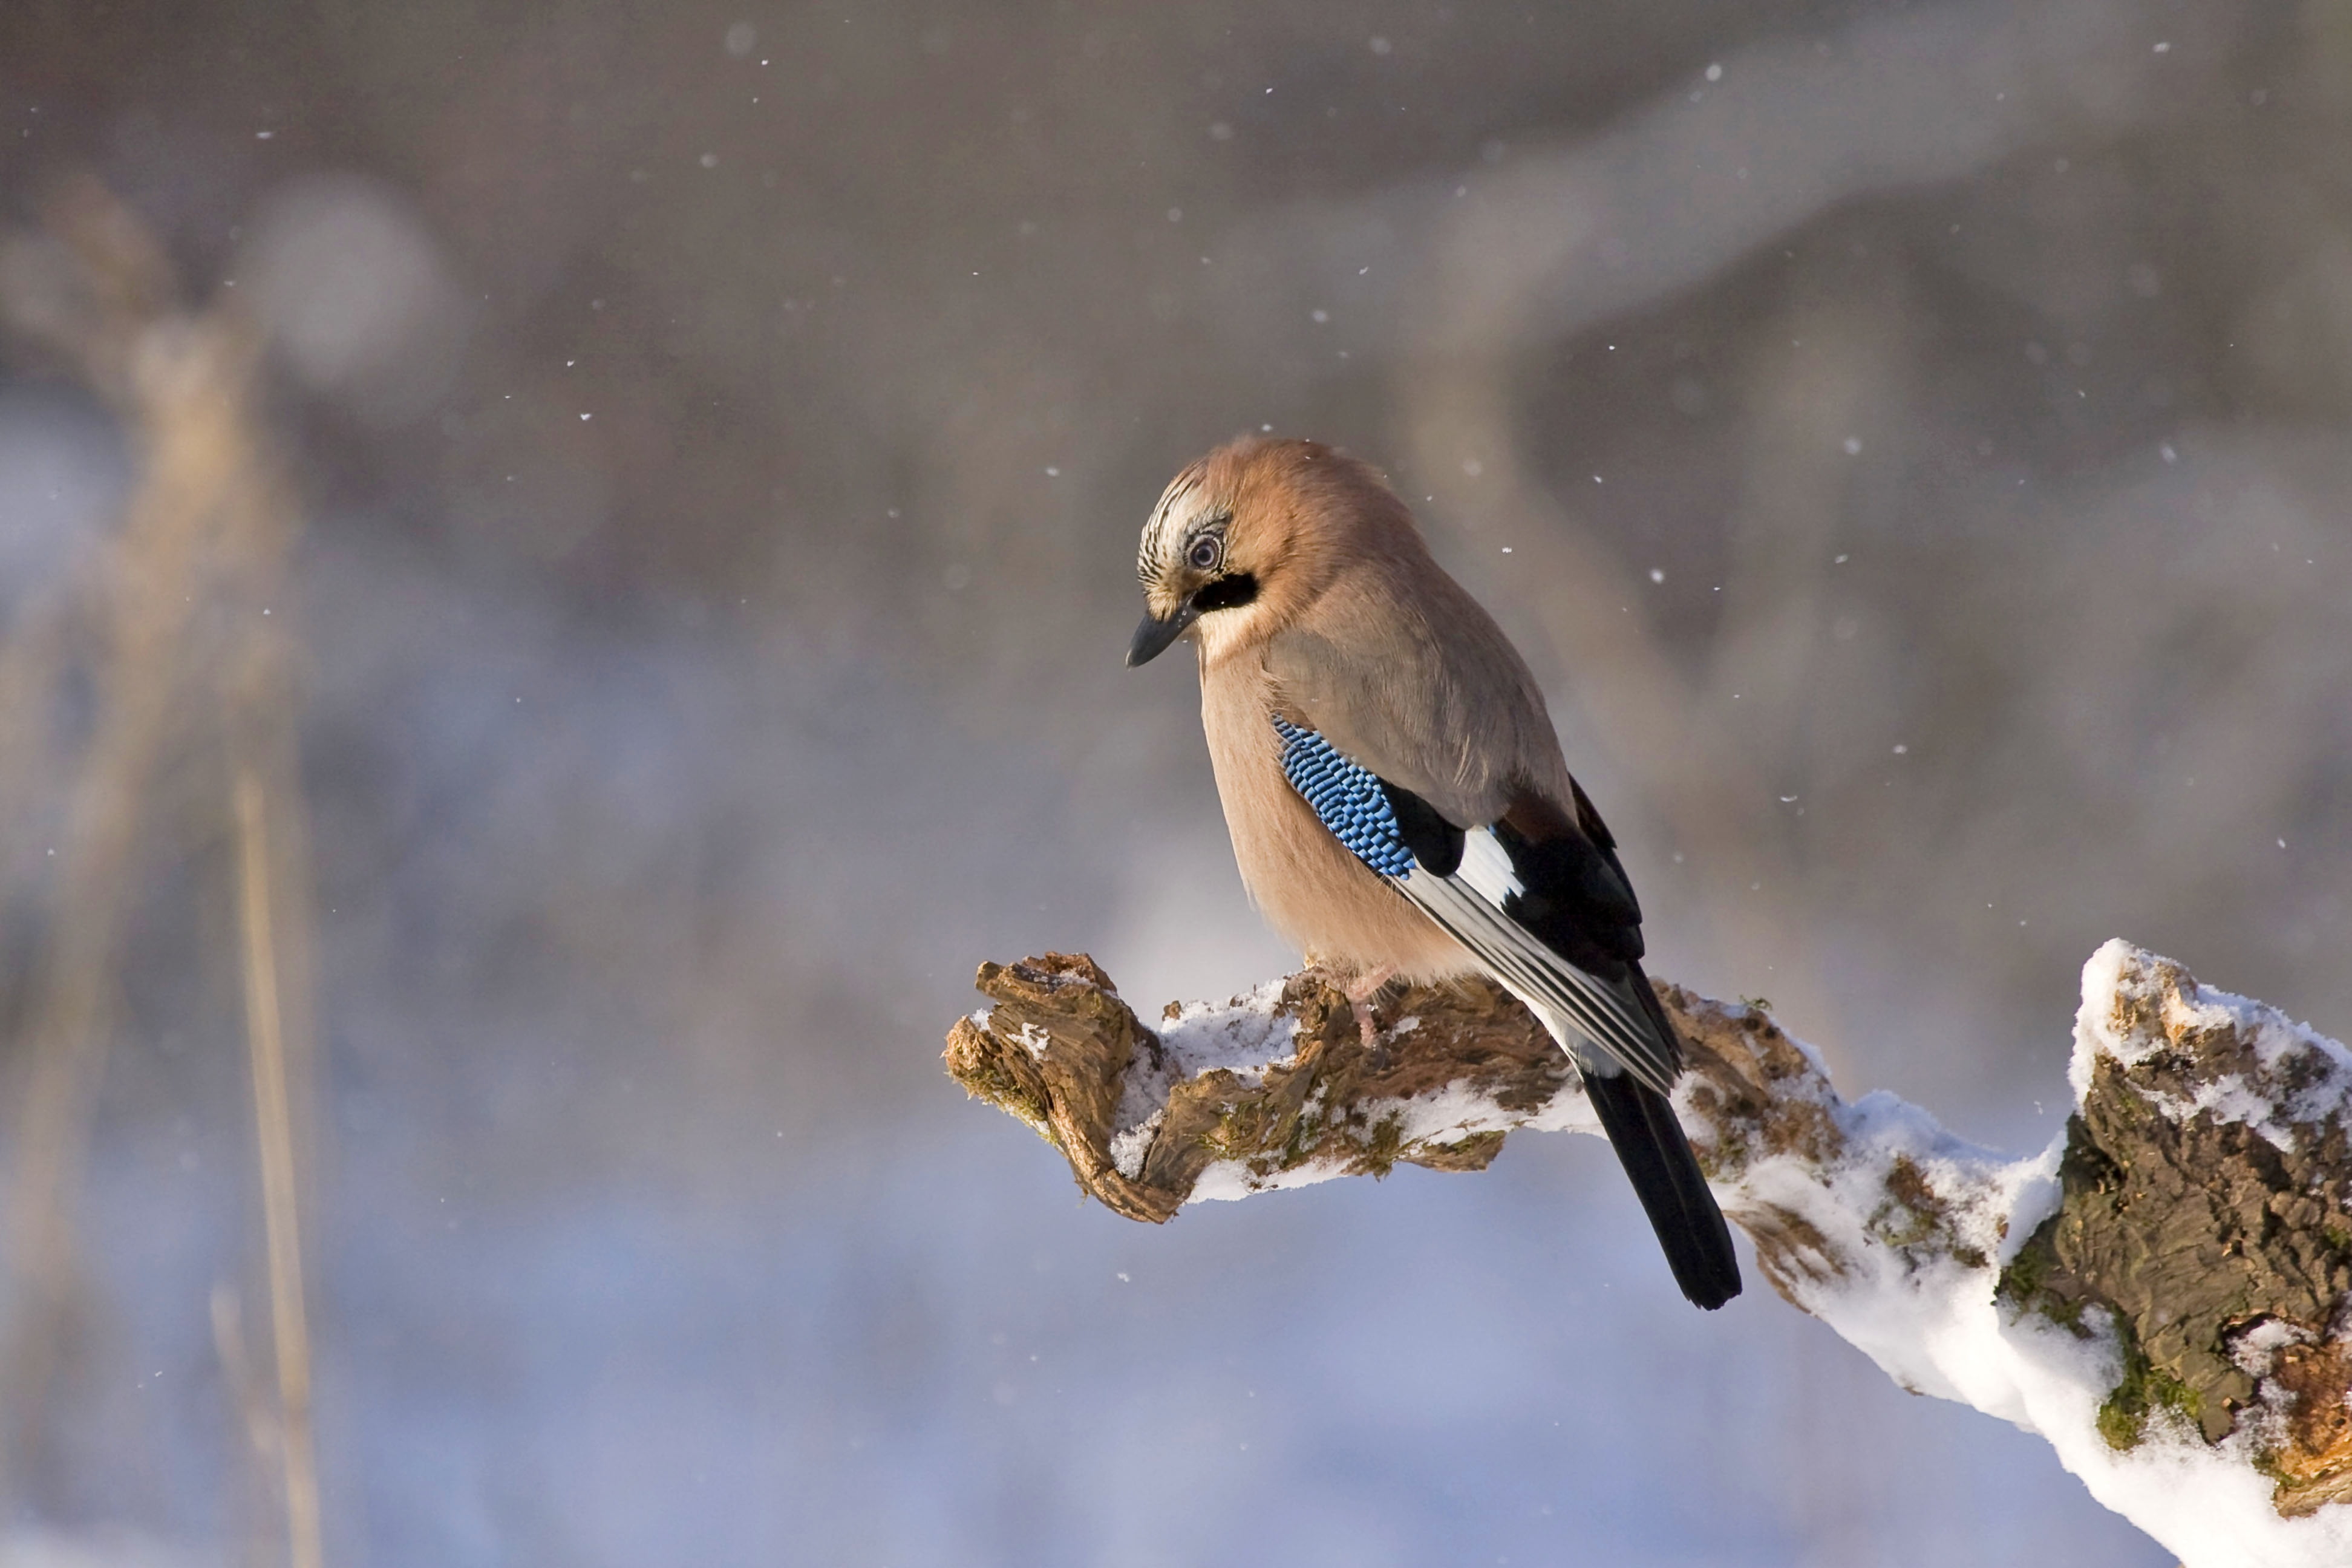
(1125, 435, 1741, 1310)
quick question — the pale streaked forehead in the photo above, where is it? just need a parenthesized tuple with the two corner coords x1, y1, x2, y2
(1136, 462, 1217, 583)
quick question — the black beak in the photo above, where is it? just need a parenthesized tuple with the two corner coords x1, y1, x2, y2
(1125, 602, 1198, 667)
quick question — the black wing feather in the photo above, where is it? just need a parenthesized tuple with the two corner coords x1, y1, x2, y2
(1490, 818, 1644, 972)
(1377, 779, 1465, 875)
(1492, 783, 1740, 1309)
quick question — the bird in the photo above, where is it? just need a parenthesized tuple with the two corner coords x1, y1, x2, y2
(1124, 434, 1740, 1310)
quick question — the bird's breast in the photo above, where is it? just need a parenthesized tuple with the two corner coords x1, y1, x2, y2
(1197, 658, 1470, 982)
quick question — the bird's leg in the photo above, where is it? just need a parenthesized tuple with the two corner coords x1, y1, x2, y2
(1302, 956, 1398, 1066)
(1343, 964, 1397, 1069)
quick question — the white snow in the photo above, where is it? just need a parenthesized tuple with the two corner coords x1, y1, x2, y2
(1108, 1109, 1163, 1180)
(2072, 938, 2352, 1155)
(1106, 981, 1302, 1186)
(1187, 1156, 1338, 1205)
(1150, 981, 1300, 1088)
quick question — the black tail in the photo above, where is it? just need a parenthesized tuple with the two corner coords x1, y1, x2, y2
(1580, 1063, 1742, 1310)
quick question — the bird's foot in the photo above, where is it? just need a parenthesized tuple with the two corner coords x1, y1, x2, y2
(1299, 958, 1398, 1070)
(1342, 964, 1397, 1072)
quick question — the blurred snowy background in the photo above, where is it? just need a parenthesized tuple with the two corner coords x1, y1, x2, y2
(2, 0, 2348, 1563)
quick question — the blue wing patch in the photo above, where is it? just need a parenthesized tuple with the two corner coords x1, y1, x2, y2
(1267, 722, 1679, 1092)
(1270, 717, 1416, 878)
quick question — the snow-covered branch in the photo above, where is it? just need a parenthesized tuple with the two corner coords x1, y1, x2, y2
(944, 943, 2352, 1567)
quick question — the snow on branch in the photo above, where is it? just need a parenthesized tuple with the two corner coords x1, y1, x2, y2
(943, 942, 2352, 1567)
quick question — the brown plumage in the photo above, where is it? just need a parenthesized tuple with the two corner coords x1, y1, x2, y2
(1127, 435, 1742, 1310)
(1140, 439, 1567, 976)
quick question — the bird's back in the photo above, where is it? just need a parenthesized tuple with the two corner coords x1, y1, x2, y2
(1259, 548, 1574, 830)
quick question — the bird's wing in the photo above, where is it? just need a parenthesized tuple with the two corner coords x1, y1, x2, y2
(1261, 566, 1566, 829)
(1270, 717, 1681, 1096)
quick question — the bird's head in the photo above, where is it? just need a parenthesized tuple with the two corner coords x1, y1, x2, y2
(1127, 436, 1408, 668)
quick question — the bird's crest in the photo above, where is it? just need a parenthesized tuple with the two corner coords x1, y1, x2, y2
(1137, 463, 1210, 593)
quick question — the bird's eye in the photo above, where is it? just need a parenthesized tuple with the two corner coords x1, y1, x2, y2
(1187, 535, 1223, 572)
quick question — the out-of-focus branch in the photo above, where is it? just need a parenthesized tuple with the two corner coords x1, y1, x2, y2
(232, 768, 322, 1568)
(0, 184, 261, 1479)
(946, 944, 2352, 1566)
(0, 177, 325, 1566)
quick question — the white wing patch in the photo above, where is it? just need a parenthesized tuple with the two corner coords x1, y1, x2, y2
(1452, 826, 1524, 905)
